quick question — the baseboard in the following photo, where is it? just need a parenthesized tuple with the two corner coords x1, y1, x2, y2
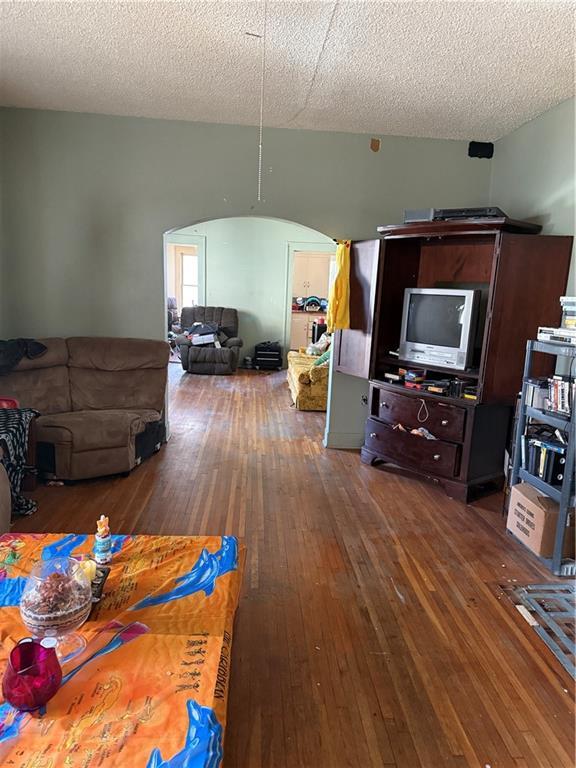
(323, 432, 364, 450)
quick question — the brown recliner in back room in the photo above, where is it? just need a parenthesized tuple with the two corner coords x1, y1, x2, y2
(177, 306, 243, 374)
(0, 337, 169, 481)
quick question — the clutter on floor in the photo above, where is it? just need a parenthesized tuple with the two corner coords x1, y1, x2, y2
(500, 582, 575, 679)
(306, 331, 330, 357)
(253, 341, 283, 370)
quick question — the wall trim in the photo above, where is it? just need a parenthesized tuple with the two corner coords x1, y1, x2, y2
(322, 432, 364, 450)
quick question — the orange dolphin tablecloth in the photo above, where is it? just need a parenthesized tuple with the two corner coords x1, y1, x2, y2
(0, 532, 245, 767)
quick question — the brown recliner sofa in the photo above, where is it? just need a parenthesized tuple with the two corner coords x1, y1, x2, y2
(0, 337, 169, 481)
(178, 307, 243, 374)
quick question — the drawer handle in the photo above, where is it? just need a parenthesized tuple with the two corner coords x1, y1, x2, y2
(380, 401, 388, 408)
(370, 432, 377, 438)
(433, 454, 441, 461)
(441, 419, 448, 426)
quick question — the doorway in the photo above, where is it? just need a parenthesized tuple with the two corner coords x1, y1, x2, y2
(165, 216, 334, 360)
(288, 247, 335, 352)
(165, 233, 206, 336)
(163, 216, 336, 427)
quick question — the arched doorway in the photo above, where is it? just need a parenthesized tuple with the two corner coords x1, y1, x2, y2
(164, 216, 335, 361)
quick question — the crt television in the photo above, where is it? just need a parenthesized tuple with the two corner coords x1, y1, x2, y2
(399, 288, 480, 370)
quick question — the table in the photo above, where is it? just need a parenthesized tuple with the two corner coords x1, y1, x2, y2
(0, 532, 245, 766)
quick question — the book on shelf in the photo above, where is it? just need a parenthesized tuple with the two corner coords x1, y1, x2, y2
(525, 377, 548, 410)
(546, 375, 574, 416)
(525, 436, 566, 486)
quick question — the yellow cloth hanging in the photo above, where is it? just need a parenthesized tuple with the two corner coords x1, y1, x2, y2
(326, 240, 351, 332)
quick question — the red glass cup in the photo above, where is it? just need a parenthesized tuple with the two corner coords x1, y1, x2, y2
(2, 638, 62, 711)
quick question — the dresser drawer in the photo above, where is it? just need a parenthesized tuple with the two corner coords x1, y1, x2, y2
(364, 417, 460, 478)
(374, 387, 466, 442)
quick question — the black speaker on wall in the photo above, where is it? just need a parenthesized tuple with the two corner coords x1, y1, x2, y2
(468, 141, 494, 159)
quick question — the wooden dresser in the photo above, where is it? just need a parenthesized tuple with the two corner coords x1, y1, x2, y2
(333, 218, 573, 501)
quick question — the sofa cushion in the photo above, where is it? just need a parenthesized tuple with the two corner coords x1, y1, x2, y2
(180, 307, 238, 338)
(0, 338, 72, 414)
(0, 366, 72, 414)
(36, 409, 161, 452)
(66, 338, 168, 413)
(69, 368, 167, 413)
(13, 338, 68, 371)
(67, 337, 169, 371)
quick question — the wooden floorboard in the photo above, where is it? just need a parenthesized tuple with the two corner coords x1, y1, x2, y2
(12, 366, 575, 767)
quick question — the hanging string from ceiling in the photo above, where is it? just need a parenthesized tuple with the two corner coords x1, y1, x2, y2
(257, 0, 268, 202)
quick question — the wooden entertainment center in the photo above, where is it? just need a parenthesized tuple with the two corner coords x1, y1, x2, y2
(334, 218, 573, 501)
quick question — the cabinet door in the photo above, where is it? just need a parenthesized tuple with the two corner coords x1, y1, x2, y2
(306, 254, 331, 298)
(480, 233, 573, 403)
(290, 314, 309, 350)
(333, 240, 382, 378)
(292, 254, 309, 296)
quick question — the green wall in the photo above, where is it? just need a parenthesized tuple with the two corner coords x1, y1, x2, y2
(171, 217, 334, 356)
(0, 107, 491, 341)
(490, 97, 575, 292)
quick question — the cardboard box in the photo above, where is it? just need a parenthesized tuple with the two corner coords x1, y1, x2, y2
(507, 483, 575, 558)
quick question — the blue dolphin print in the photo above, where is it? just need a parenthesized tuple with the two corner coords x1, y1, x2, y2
(0, 703, 27, 744)
(0, 575, 27, 607)
(41, 534, 88, 561)
(110, 534, 132, 555)
(130, 537, 238, 612)
(0, 534, 93, 607)
(146, 699, 223, 768)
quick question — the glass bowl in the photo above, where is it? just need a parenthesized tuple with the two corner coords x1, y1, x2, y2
(19, 557, 92, 661)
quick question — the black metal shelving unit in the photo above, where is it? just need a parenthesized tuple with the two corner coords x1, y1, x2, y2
(510, 340, 576, 576)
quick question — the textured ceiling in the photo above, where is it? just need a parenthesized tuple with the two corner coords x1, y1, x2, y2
(0, 1, 574, 140)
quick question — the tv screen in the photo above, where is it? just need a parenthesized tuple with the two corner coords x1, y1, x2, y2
(405, 294, 467, 348)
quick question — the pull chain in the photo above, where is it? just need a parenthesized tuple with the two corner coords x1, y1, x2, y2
(257, 0, 267, 202)
(417, 399, 429, 423)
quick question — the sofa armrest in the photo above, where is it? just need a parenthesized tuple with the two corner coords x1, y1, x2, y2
(223, 337, 243, 349)
(176, 334, 191, 346)
(309, 363, 330, 384)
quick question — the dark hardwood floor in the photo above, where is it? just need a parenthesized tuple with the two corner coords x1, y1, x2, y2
(13, 366, 575, 767)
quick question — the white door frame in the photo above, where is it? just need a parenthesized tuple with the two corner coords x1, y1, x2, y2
(284, 241, 336, 354)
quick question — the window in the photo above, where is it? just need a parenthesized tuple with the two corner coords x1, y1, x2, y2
(182, 252, 199, 307)
(167, 244, 201, 310)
